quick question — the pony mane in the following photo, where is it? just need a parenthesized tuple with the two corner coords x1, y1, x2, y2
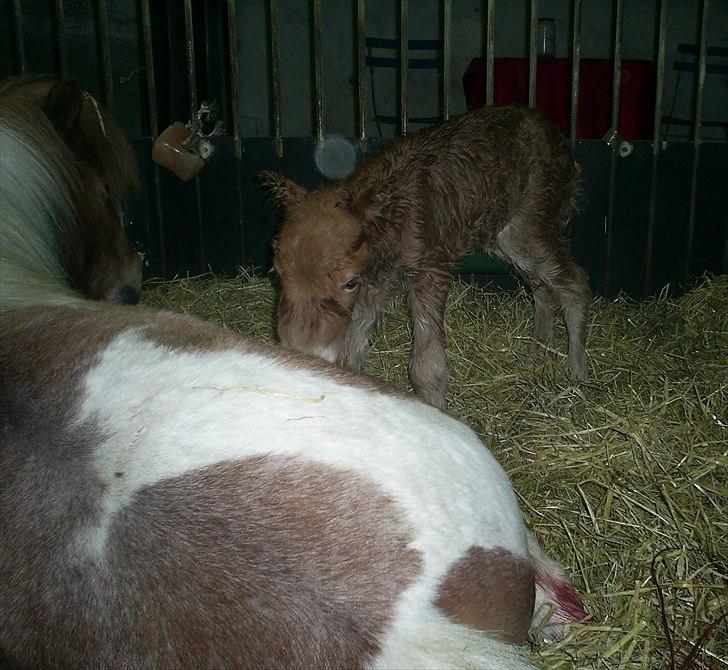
(0, 76, 137, 204)
(0, 92, 82, 309)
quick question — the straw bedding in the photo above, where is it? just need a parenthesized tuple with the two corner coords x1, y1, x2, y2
(142, 271, 727, 669)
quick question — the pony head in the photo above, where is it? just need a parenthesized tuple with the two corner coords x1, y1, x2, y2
(0, 77, 142, 307)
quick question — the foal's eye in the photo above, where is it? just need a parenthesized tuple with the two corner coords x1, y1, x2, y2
(342, 276, 360, 291)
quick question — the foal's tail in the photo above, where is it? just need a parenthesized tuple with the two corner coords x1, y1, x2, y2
(526, 531, 589, 641)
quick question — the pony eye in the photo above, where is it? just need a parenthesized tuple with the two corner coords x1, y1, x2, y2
(342, 276, 360, 291)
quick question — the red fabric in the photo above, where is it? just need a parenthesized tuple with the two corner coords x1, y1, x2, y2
(462, 57, 656, 140)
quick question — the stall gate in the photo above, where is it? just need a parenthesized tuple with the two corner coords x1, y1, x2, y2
(1, 0, 726, 298)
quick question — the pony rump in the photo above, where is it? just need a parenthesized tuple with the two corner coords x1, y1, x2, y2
(0, 96, 82, 309)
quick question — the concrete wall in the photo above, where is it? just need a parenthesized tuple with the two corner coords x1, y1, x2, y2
(237, 0, 728, 141)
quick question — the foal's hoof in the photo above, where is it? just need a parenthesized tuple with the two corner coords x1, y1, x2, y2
(570, 359, 589, 382)
(530, 340, 548, 361)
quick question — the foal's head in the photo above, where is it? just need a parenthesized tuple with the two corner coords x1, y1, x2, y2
(42, 80, 143, 304)
(3, 77, 143, 304)
(261, 172, 374, 362)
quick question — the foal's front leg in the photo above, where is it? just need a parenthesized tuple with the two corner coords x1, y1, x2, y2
(407, 271, 451, 409)
(339, 281, 392, 371)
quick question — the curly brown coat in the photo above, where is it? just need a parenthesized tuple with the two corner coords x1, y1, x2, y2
(262, 105, 591, 408)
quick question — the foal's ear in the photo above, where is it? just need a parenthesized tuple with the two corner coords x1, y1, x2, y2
(342, 185, 393, 224)
(43, 79, 84, 138)
(257, 171, 307, 212)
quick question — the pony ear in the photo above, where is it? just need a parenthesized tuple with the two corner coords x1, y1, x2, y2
(257, 171, 307, 212)
(43, 79, 84, 138)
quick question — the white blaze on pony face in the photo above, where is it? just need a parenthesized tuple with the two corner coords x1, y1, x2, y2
(74, 328, 527, 605)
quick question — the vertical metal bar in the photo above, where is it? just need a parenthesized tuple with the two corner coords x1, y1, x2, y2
(140, 0, 158, 138)
(356, 0, 367, 150)
(400, 0, 409, 135)
(183, 0, 205, 272)
(610, 0, 623, 131)
(227, 0, 245, 267)
(528, 0, 538, 107)
(569, 0, 581, 147)
(54, 0, 67, 77)
(442, 0, 451, 121)
(140, 0, 166, 276)
(604, 0, 623, 295)
(312, 0, 324, 142)
(686, 0, 709, 279)
(644, 0, 667, 296)
(485, 0, 495, 106)
(203, 2, 212, 101)
(10, 0, 26, 75)
(183, 0, 198, 119)
(269, 0, 283, 157)
(97, 0, 114, 107)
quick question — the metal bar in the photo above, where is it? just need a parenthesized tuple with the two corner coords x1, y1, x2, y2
(269, 0, 283, 157)
(140, 0, 158, 137)
(183, 0, 205, 272)
(227, 0, 245, 265)
(139, 0, 165, 276)
(569, 0, 581, 146)
(356, 0, 367, 150)
(97, 0, 114, 107)
(528, 0, 538, 107)
(603, 0, 623, 295)
(139, 1, 165, 266)
(442, 0, 451, 120)
(686, 0, 709, 279)
(610, 0, 623, 130)
(400, 0, 409, 135)
(312, 0, 324, 142)
(485, 0, 494, 106)
(183, 0, 198, 119)
(10, 0, 26, 75)
(54, 0, 67, 77)
(644, 0, 667, 296)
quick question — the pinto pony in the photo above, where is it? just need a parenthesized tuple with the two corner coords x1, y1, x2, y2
(0, 89, 586, 668)
(263, 105, 592, 409)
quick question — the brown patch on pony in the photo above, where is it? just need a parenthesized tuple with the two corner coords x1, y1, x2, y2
(1, 454, 421, 668)
(434, 546, 535, 644)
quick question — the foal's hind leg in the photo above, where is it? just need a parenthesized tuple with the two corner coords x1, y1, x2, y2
(555, 263, 591, 381)
(499, 219, 591, 381)
(523, 276, 559, 359)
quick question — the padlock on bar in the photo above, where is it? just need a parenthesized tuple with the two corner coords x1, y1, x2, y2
(602, 128, 633, 158)
(152, 122, 207, 181)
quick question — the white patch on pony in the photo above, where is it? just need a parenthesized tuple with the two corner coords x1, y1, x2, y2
(74, 328, 528, 618)
(368, 611, 535, 670)
(0, 106, 80, 310)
